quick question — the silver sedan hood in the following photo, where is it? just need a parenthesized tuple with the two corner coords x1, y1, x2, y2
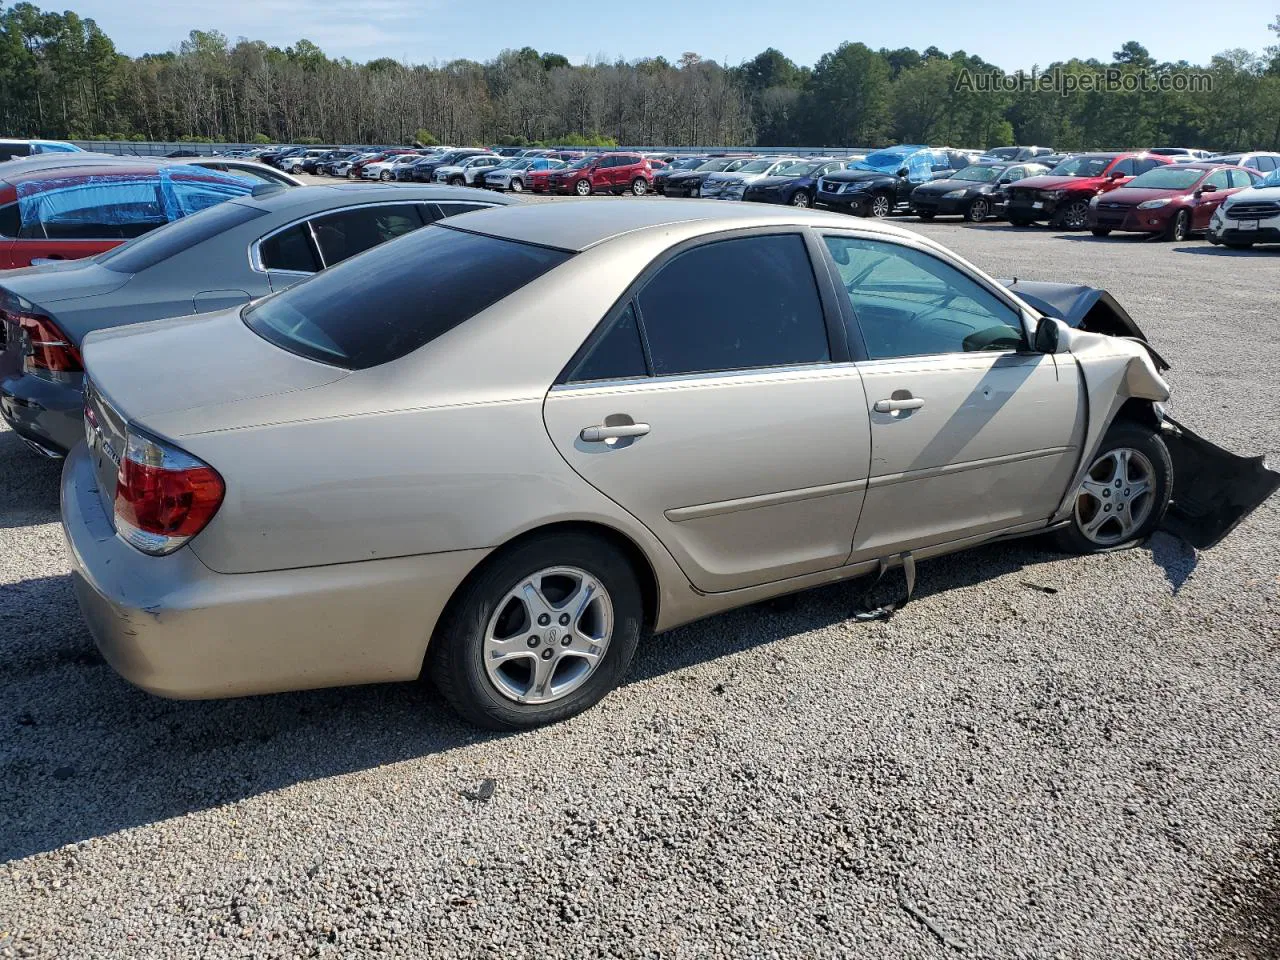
(81, 307, 347, 425)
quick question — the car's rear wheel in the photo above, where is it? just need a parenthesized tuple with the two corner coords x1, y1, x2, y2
(869, 192, 892, 218)
(1054, 199, 1091, 230)
(789, 190, 811, 208)
(630, 177, 647, 196)
(575, 178, 591, 196)
(1053, 421, 1172, 554)
(1091, 228, 1112, 237)
(1164, 210, 1190, 242)
(965, 197, 990, 222)
(430, 533, 644, 730)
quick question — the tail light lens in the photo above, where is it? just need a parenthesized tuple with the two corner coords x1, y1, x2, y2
(114, 429, 224, 556)
(18, 314, 83, 376)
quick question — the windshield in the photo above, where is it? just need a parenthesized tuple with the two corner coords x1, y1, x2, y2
(736, 159, 776, 174)
(773, 161, 823, 177)
(695, 158, 737, 172)
(952, 164, 1004, 182)
(1124, 166, 1206, 190)
(982, 148, 1020, 161)
(243, 226, 572, 369)
(509, 159, 533, 170)
(852, 146, 923, 172)
(673, 157, 704, 169)
(1049, 155, 1114, 177)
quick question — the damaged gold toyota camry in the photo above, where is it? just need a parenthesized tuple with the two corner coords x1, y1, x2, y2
(61, 202, 1279, 730)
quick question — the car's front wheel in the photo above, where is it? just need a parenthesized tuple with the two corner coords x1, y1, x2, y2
(380, 170, 392, 181)
(789, 190, 811, 208)
(575, 178, 592, 196)
(965, 197, 990, 222)
(1054, 199, 1091, 230)
(1054, 421, 1172, 554)
(1164, 210, 1190, 242)
(510, 178, 524, 193)
(430, 533, 644, 729)
(869, 192, 893, 218)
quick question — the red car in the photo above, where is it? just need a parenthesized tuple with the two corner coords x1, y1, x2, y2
(0, 159, 253, 269)
(1003, 152, 1174, 229)
(1087, 162, 1261, 241)
(347, 153, 388, 179)
(548, 153, 655, 196)
(527, 164, 564, 193)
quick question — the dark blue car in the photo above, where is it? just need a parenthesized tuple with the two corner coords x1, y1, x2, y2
(742, 158, 852, 208)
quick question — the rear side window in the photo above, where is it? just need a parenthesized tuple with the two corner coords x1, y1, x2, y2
(0, 143, 32, 161)
(1228, 168, 1257, 188)
(568, 303, 648, 382)
(98, 201, 267, 273)
(636, 234, 829, 376)
(259, 223, 320, 273)
(243, 226, 572, 369)
(310, 204, 425, 267)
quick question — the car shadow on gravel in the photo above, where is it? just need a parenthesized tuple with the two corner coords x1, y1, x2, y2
(0, 429, 62, 530)
(1174, 245, 1278, 257)
(0, 532, 1188, 863)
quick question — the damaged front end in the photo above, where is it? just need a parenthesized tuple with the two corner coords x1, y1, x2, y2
(1014, 279, 1279, 550)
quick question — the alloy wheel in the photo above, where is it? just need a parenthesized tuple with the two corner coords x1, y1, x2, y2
(1072, 447, 1155, 547)
(510, 179, 523, 192)
(967, 198, 989, 222)
(790, 191, 811, 207)
(575, 179, 591, 196)
(1171, 211, 1190, 241)
(1062, 200, 1090, 230)
(870, 194, 892, 218)
(482, 566, 614, 705)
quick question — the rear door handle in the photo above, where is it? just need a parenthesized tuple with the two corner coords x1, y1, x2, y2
(580, 422, 650, 442)
(874, 398, 925, 413)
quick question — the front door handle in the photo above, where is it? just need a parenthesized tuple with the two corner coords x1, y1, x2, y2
(874, 397, 925, 413)
(580, 422, 650, 443)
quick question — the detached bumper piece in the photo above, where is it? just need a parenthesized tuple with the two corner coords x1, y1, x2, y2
(1160, 415, 1280, 549)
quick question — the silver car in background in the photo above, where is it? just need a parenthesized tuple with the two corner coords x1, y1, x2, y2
(62, 202, 1278, 730)
(434, 154, 502, 185)
(699, 156, 803, 200)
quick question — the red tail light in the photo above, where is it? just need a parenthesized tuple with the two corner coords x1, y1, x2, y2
(114, 429, 224, 556)
(19, 314, 83, 375)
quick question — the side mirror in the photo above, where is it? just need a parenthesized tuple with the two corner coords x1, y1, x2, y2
(896, 166, 910, 178)
(1034, 316, 1063, 353)
(1198, 182, 1217, 193)
(1107, 169, 1125, 180)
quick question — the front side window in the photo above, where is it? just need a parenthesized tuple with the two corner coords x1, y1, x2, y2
(1229, 168, 1259, 188)
(823, 236, 1024, 359)
(0, 203, 19, 237)
(310, 204, 425, 267)
(244, 226, 571, 369)
(636, 234, 829, 377)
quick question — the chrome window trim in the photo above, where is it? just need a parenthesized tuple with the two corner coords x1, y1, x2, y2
(248, 200, 437, 274)
(550, 360, 855, 394)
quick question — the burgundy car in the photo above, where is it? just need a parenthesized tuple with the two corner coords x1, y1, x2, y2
(0, 159, 253, 269)
(1004, 152, 1173, 229)
(548, 153, 654, 196)
(1087, 163, 1261, 241)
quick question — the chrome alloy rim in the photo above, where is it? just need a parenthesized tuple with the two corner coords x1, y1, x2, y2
(483, 566, 614, 705)
(870, 194, 891, 217)
(1072, 447, 1155, 546)
(791, 192, 810, 207)
(1063, 200, 1090, 229)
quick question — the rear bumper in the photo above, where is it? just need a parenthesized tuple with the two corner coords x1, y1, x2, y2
(62, 443, 491, 699)
(0, 371, 83, 456)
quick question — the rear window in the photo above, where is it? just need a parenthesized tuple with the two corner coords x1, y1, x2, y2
(242, 225, 572, 369)
(98, 201, 267, 273)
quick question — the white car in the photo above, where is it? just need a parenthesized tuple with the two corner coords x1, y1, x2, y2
(362, 154, 423, 180)
(282, 149, 327, 173)
(699, 157, 803, 200)
(1207, 167, 1280, 249)
(435, 155, 503, 185)
(332, 152, 379, 178)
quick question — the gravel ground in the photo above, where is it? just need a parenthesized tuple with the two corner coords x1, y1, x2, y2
(1, 211, 1278, 959)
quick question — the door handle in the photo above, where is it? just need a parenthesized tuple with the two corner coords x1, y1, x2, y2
(874, 398, 925, 413)
(580, 422, 650, 442)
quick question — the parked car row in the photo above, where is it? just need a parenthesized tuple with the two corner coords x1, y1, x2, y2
(2, 177, 1274, 728)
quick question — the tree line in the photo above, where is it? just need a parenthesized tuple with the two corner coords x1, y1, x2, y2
(3, 2, 1280, 151)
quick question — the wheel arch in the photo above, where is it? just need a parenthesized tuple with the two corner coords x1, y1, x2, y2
(424, 519, 662, 675)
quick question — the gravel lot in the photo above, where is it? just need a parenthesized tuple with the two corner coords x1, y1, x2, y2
(1, 206, 1277, 959)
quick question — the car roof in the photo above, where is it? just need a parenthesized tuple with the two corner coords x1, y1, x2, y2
(232, 182, 510, 214)
(450, 197, 916, 252)
(0, 156, 171, 185)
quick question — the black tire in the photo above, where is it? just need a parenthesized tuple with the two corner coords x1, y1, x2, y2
(447, 175, 462, 186)
(1052, 421, 1172, 554)
(630, 177, 647, 196)
(380, 170, 392, 181)
(1053, 199, 1091, 231)
(789, 190, 812, 208)
(1008, 216, 1034, 227)
(965, 197, 990, 222)
(574, 178, 591, 196)
(429, 533, 645, 730)
(1224, 240, 1254, 250)
(1091, 228, 1112, 237)
(868, 191, 893, 218)
(1164, 210, 1190, 242)
(917, 210, 936, 220)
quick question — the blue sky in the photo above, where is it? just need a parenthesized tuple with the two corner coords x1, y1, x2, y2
(66, 0, 1274, 70)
